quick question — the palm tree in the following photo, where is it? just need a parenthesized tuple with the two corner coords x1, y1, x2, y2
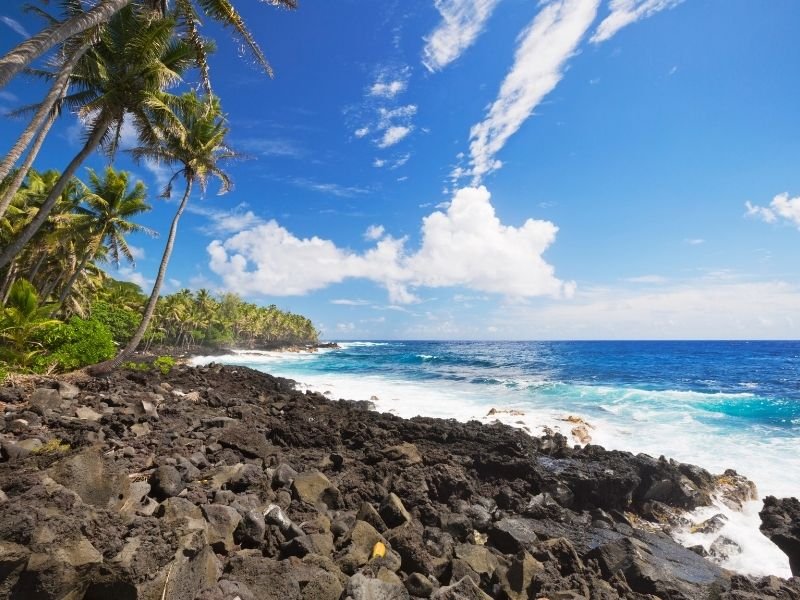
(0, 279, 60, 370)
(56, 167, 155, 308)
(0, 0, 297, 90)
(0, 6, 194, 271)
(92, 91, 235, 372)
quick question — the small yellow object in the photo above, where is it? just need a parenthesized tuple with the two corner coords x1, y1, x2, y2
(371, 541, 386, 559)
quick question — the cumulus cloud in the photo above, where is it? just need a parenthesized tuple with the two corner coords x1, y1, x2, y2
(369, 79, 407, 98)
(746, 194, 800, 229)
(422, 0, 501, 72)
(354, 127, 370, 138)
(207, 186, 573, 304)
(590, 0, 685, 44)
(379, 126, 412, 148)
(364, 225, 385, 240)
(467, 0, 600, 182)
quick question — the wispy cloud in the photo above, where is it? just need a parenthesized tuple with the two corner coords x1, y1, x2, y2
(370, 80, 407, 98)
(624, 274, 668, 284)
(238, 138, 304, 158)
(331, 299, 370, 306)
(466, 0, 600, 183)
(422, 0, 501, 72)
(288, 177, 370, 198)
(590, 0, 685, 44)
(379, 126, 412, 148)
(684, 238, 704, 245)
(746, 193, 800, 229)
(189, 203, 266, 235)
(364, 225, 385, 240)
(1, 16, 29, 38)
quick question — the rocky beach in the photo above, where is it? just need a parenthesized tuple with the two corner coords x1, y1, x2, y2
(0, 362, 798, 600)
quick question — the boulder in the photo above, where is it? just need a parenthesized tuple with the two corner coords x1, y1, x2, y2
(496, 551, 543, 600)
(149, 465, 184, 499)
(292, 470, 341, 507)
(453, 544, 498, 578)
(29, 388, 62, 415)
(404, 572, 435, 598)
(203, 504, 242, 552)
(759, 496, 800, 575)
(337, 520, 387, 575)
(236, 509, 267, 548)
(226, 555, 302, 600)
(489, 518, 539, 554)
(382, 442, 423, 465)
(380, 493, 413, 528)
(357, 501, 388, 533)
(219, 423, 273, 460)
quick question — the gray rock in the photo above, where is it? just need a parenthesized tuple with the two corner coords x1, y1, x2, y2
(337, 520, 387, 575)
(347, 572, 410, 600)
(382, 442, 423, 465)
(404, 573, 435, 598)
(57, 381, 80, 400)
(301, 570, 344, 600)
(29, 388, 62, 415)
(150, 465, 185, 499)
(49, 447, 130, 510)
(236, 509, 267, 547)
(75, 406, 102, 422)
(454, 544, 498, 578)
(203, 503, 242, 551)
(489, 518, 539, 554)
(273, 462, 299, 488)
(431, 577, 492, 600)
(358, 501, 389, 533)
(292, 470, 341, 507)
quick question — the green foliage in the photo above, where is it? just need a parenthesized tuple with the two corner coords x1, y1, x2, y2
(122, 361, 150, 372)
(0, 364, 7, 384)
(153, 355, 175, 375)
(33, 439, 70, 455)
(0, 279, 60, 370)
(45, 317, 116, 371)
(90, 301, 141, 344)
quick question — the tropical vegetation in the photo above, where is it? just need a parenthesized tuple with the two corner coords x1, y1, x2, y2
(0, 0, 319, 376)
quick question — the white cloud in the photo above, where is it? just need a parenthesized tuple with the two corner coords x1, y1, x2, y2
(331, 299, 370, 306)
(1, 16, 29, 38)
(354, 127, 370, 138)
(373, 158, 387, 168)
(336, 322, 356, 332)
(624, 275, 667, 284)
(364, 225, 385, 240)
(188, 203, 265, 235)
(467, 0, 600, 182)
(590, 0, 685, 44)
(114, 266, 152, 291)
(746, 194, 800, 229)
(238, 138, 304, 158)
(287, 177, 369, 198)
(379, 126, 412, 148)
(143, 158, 173, 190)
(684, 238, 705, 245)
(377, 105, 418, 129)
(207, 185, 572, 304)
(128, 245, 146, 261)
(370, 80, 407, 98)
(422, 0, 501, 72)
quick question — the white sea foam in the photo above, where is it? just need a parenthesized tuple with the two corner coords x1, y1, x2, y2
(193, 350, 796, 577)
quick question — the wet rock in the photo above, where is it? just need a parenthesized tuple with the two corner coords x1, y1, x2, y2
(715, 470, 758, 510)
(149, 465, 184, 499)
(202, 504, 242, 552)
(347, 572, 410, 600)
(709, 536, 742, 562)
(432, 576, 492, 600)
(691, 513, 727, 535)
(759, 496, 800, 576)
(380, 492, 413, 528)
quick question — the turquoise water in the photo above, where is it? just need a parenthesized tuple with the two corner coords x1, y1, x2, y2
(193, 340, 800, 576)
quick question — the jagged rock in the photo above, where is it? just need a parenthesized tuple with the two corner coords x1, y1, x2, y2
(497, 550, 543, 600)
(691, 513, 727, 535)
(489, 518, 539, 554)
(300, 570, 343, 600)
(226, 555, 302, 600)
(382, 442, 423, 465)
(347, 572, 410, 600)
(75, 406, 103, 422)
(219, 423, 273, 460)
(454, 543, 498, 578)
(273, 463, 299, 489)
(49, 447, 130, 510)
(432, 576, 492, 600)
(1, 438, 42, 461)
(715, 470, 758, 510)
(160, 544, 220, 600)
(760, 496, 800, 576)
(202, 504, 242, 552)
(196, 580, 257, 600)
(386, 524, 439, 578)
(0, 488, 7, 504)
(709, 536, 742, 562)
(57, 381, 80, 400)
(0, 540, 29, 596)
(380, 493, 413, 528)
(358, 501, 388, 533)
(149, 465, 185, 499)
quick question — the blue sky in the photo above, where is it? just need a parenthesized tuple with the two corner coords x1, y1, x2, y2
(2, 0, 800, 340)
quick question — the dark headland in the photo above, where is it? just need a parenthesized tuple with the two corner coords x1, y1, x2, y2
(0, 362, 798, 599)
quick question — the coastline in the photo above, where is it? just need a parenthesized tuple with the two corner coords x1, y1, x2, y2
(0, 361, 797, 598)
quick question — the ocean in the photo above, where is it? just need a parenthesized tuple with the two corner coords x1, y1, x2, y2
(192, 340, 800, 578)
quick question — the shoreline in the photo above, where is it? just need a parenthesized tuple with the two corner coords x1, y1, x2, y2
(0, 361, 797, 598)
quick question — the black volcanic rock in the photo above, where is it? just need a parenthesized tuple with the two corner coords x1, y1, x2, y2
(760, 496, 800, 576)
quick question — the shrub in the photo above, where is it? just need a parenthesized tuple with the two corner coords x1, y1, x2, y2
(44, 317, 116, 371)
(90, 301, 140, 344)
(122, 361, 150, 372)
(153, 356, 175, 375)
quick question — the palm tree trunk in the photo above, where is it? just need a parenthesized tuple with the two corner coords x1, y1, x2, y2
(0, 261, 18, 305)
(0, 0, 130, 90)
(0, 42, 90, 196)
(56, 246, 96, 309)
(91, 176, 193, 373)
(0, 118, 109, 270)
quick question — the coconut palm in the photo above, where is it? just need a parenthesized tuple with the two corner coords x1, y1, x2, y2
(0, 5, 194, 271)
(92, 91, 235, 372)
(56, 167, 155, 308)
(0, 0, 297, 90)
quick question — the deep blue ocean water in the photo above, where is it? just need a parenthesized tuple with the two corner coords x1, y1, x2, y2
(195, 340, 800, 575)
